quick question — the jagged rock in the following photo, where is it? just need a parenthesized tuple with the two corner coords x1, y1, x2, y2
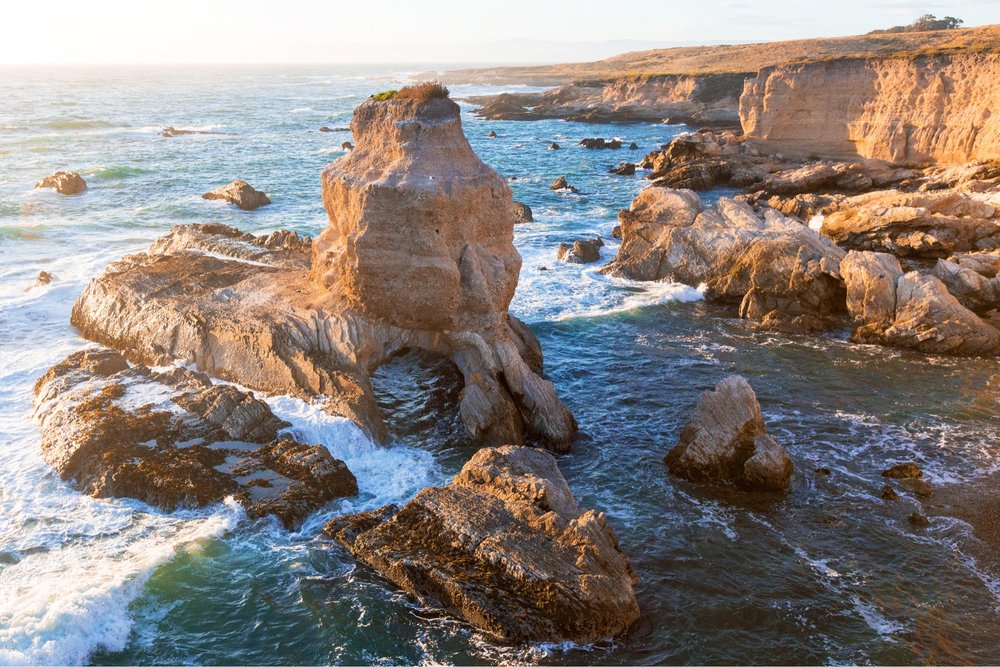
(610, 162, 636, 176)
(629, 142, 639, 150)
(488, 130, 497, 137)
(820, 190, 1000, 258)
(557, 237, 603, 264)
(881, 484, 899, 501)
(325, 446, 639, 643)
(548, 142, 560, 150)
(882, 462, 923, 479)
(73, 88, 576, 451)
(665, 375, 793, 491)
(512, 201, 533, 224)
(33, 349, 357, 527)
(550, 176, 579, 193)
(35, 171, 86, 195)
(202, 179, 271, 211)
(612, 224, 622, 239)
(841, 250, 1000, 355)
(603, 188, 846, 333)
(580, 138, 621, 149)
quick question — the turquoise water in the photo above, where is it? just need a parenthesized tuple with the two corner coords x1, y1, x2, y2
(1, 65, 999, 665)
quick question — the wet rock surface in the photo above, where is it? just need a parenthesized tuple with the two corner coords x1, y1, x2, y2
(665, 375, 793, 491)
(325, 445, 639, 643)
(33, 349, 357, 527)
(557, 237, 603, 264)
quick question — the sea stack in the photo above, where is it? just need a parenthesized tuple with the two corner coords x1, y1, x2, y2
(69, 84, 576, 450)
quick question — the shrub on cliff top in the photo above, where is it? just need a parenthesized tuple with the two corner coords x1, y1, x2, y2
(372, 82, 450, 103)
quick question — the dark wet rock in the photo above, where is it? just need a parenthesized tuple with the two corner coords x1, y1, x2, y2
(35, 171, 86, 195)
(909, 511, 930, 527)
(488, 130, 497, 137)
(557, 237, 603, 264)
(665, 375, 793, 492)
(202, 179, 271, 211)
(324, 445, 639, 643)
(318, 126, 333, 132)
(882, 462, 923, 479)
(610, 162, 636, 176)
(341, 141, 354, 150)
(580, 138, 622, 149)
(550, 176, 579, 193)
(33, 349, 357, 528)
(629, 142, 639, 150)
(512, 201, 533, 224)
(548, 142, 560, 150)
(612, 224, 622, 239)
(880, 484, 899, 501)
(815, 467, 832, 476)
(900, 477, 934, 497)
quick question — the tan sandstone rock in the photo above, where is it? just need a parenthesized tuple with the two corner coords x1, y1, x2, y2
(33, 348, 357, 527)
(603, 187, 846, 333)
(325, 445, 639, 643)
(35, 171, 87, 195)
(202, 179, 271, 210)
(70, 88, 576, 451)
(665, 375, 793, 491)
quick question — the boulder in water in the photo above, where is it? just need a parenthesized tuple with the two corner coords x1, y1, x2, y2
(325, 445, 639, 643)
(610, 162, 636, 176)
(35, 171, 86, 195)
(512, 201, 533, 224)
(557, 237, 603, 264)
(550, 176, 579, 193)
(202, 179, 271, 211)
(665, 375, 793, 491)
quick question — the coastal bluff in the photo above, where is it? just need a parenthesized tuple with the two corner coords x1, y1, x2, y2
(740, 53, 1000, 164)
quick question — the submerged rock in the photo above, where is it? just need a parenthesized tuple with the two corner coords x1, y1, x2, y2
(202, 179, 271, 211)
(33, 349, 357, 527)
(512, 201, 533, 224)
(35, 171, 86, 195)
(488, 129, 497, 137)
(73, 87, 576, 451)
(881, 484, 899, 501)
(665, 375, 793, 491)
(34, 271, 54, 286)
(325, 446, 639, 643)
(604, 187, 846, 333)
(882, 462, 923, 479)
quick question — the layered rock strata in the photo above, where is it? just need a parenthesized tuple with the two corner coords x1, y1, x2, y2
(71, 92, 576, 451)
(33, 348, 357, 527)
(325, 445, 639, 643)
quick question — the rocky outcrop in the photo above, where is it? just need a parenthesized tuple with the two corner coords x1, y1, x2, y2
(580, 138, 621, 149)
(603, 188, 846, 332)
(841, 250, 1000, 355)
(325, 445, 639, 643)
(202, 179, 271, 210)
(35, 171, 86, 195)
(33, 349, 357, 527)
(549, 176, 579, 193)
(819, 190, 1000, 258)
(610, 162, 636, 176)
(665, 375, 792, 491)
(512, 201, 533, 224)
(740, 54, 1000, 164)
(470, 73, 746, 125)
(72, 89, 576, 451)
(557, 237, 603, 264)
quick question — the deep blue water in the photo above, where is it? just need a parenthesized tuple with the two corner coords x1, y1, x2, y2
(1, 65, 999, 665)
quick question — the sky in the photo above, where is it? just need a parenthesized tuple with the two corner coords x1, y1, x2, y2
(3, 0, 1000, 65)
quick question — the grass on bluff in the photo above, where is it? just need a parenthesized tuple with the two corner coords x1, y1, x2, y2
(371, 82, 450, 102)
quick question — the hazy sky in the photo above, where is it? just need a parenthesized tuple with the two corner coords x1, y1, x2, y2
(4, 0, 1000, 65)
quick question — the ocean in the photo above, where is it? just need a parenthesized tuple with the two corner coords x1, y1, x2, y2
(1, 64, 999, 665)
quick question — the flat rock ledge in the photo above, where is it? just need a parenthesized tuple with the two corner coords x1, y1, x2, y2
(325, 446, 639, 643)
(35, 171, 87, 195)
(33, 348, 357, 527)
(202, 179, 271, 210)
(665, 375, 793, 491)
(72, 90, 576, 451)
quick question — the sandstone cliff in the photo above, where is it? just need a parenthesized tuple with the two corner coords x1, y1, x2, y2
(70, 88, 577, 451)
(740, 53, 1000, 164)
(471, 74, 745, 125)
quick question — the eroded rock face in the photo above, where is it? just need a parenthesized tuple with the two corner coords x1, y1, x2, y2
(202, 179, 271, 210)
(35, 171, 86, 195)
(603, 187, 846, 332)
(665, 375, 792, 491)
(33, 349, 357, 527)
(71, 91, 576, 451)
(841, 250, 1000, 355)
(325, 445, 639, 643)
